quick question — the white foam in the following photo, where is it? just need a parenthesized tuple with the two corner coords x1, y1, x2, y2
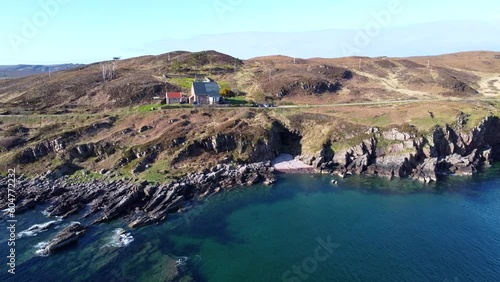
(175, 256, 189, 268)
(102, 228, 134, 249)
(34, 241, 49, 257)
(17, 219, 62, 238)
(117, 232, 135, 247)
(17, 230, 37, 238)
(53, 221, 79, 231)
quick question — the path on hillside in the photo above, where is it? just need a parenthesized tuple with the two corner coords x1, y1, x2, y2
(474, 72, 500, 97)
(445, 68, 500, 97)
(277, 98, 500, 109)
(353, 70, 433, 99)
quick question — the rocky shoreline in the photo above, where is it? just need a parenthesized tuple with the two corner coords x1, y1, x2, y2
(1, 116, 499, 254)
(297, 116, 499, 183)
(0, 162, 276, 253)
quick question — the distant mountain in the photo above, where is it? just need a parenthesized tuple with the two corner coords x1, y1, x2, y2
(142, 20, 500, 59)
(0, 64, 85, 79)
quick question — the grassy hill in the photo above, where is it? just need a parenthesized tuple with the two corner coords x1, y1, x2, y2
(0, 50, 499, 182)
(0, 64, 84, 79)
(0, 50, 499, 114)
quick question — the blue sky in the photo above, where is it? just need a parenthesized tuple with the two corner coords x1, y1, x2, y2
(0, 0, 499, 64)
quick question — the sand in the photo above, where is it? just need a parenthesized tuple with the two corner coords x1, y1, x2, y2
(272, 154, 313, 172)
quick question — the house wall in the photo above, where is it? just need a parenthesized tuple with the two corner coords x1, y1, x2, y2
(167, 98, 181, 105)
(190, 82, 222, 105)
(198, 95, 210, 105)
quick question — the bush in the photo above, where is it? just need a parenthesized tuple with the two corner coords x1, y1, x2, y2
(188, 53, 209, 68)
(171, 60, 182, 72)
(220, 89, 236, 97)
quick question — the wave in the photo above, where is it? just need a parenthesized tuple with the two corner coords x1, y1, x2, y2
(17, 219, 63, 238)
(175, 255, 202, 275)
(34, 241, 50, 257)
(102, 228, 134, 249)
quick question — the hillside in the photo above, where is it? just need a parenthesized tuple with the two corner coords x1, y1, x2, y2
(0, 51, 499, 114)
(0, 64, 84, 79)
(1, 99, 499, 181)
(0, 51, 499, 186)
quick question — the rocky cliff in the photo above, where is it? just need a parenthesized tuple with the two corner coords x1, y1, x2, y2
(0, 162, 276, 230)
(318, 116, 500, 183)
(0, 109, 498, 253)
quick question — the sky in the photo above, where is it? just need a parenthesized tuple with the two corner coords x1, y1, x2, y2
(0, 0, 499, 64)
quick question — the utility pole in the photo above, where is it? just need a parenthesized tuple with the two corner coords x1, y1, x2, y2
(101, 63, 106, 81)
(209, 56, 213, 73)
(112, 57, 120, 79)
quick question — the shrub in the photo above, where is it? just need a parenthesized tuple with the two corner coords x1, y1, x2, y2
(220, 89, 236, 97)
(171, 60, 182, 72)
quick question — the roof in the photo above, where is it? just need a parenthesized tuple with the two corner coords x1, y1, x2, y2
(166, 92, 183, 99)
(192, 81, 220, 97)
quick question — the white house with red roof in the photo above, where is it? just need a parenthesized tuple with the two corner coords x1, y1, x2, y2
(166, 92, 187, 105)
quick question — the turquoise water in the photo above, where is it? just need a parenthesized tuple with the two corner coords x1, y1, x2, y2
(2, 165, 500, 281)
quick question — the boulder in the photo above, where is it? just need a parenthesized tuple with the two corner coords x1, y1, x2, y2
(44, 223, 86, 254)
(383, 129, 412, 141)
(139, 126, 153, 133)
(347, 154, 369, 174)
(415, 158, 438, 183)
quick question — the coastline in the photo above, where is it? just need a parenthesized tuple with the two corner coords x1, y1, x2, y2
(3, 152, 497, 223)
(272, 154, 316, 174)
(1, 156, 498, 257)
(0, 162, 276, 227)
(1, 116, 499, 255)
(5, 167, 500, 282)
(274, 168, 317, 174)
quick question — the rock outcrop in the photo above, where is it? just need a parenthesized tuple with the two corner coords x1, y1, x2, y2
(69, 142, 116, 161)
(43, 223, 86, 254)
(1, 114, 498, 255)
(277, 80, 342, 98)
(16, 121, 115, 164)
(18, 137, 67, 163)
(0, 163, 276, 230)
(324, 116, 500, 183)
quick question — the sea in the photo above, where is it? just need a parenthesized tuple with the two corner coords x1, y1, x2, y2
(1, 164, 499, 282)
